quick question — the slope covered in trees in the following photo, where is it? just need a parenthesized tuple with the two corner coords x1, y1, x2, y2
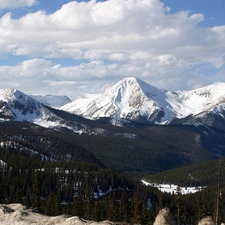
(1, 120, 225, 177)
(0, 137, 153, 223)
(144, 158, 225, 187)
(0, 132, 225, 224)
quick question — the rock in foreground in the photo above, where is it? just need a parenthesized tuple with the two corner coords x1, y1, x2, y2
(0, 204, 115, 225)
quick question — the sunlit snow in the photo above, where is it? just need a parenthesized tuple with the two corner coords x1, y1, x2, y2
(60, 77, 225, 124)
(141, 180, 205, 195)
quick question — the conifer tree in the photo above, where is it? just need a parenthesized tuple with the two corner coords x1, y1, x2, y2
(52, 173, 61, 216)
(132, 187, 143, 223)
(197, 190, 210, 221)
(72, 189, 83, 217)
(32, 171, 41, 211)
(120, 186, 129, 222)
(12, 185, 20, 203)
(44, 194, 52, 215)
(107, 192, 117, 222)
(141, 194, 148, 224)
(175, 185, 182, 225)
(93, 200, 101, 222)
(84, 184, 94, 220)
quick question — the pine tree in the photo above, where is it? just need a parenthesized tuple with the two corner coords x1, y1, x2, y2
(197, 190, 210, 221)
(12, 185, 20, 203)
(215, 158, 222, 225)
(93, 200, 101, 222)
(44, 194, 52, 215)
(132, 187, 143, 223)
(72, 189, 83, 217)
(141, 194, 148, 224)
(84, 184, 94, 220)
(32, 171, 41, 211)
(24, 188, 31, 208)
(175, 185, 182, 225)
(107, 192, 117, 222)
(120, 187, 129, 222)
(52, 173, 61, 216)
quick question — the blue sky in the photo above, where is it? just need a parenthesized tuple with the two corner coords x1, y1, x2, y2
(163, 0, 225, 27)
(0, 0, 224, 99)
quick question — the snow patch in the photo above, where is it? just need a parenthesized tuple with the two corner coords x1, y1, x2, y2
(141, 180, 205, 195)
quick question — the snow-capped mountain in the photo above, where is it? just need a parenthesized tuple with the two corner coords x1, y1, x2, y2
(60, 77, 225, 125)
(1, 78, 225, 131)
(0, 88, 42, 121)
(30, 94, 71, 108)
(60, 77, 171, 123)
(0, 88, 85, 133)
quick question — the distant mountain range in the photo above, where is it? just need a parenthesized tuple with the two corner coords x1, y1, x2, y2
(1, 78, 225, 174)
(60, 77, 225, 128)
(1, 77, 225, 131)
(30, 94, 71, 109)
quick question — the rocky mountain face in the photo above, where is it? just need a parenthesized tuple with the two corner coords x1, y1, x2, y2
(0, 88, 87, 133)
(60, 77, 225, 130)
(0, 89, 42, 121)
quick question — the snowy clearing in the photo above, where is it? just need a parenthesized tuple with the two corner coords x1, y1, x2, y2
(141, 180, 205, 195)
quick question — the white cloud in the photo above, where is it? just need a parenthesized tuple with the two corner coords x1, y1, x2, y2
(0, 0, 225, 98)
(0, 0, 38, 9)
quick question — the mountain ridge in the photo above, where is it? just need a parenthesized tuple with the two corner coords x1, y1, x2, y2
(60, 77, 225, 127)
(2, 78, 225, 131)
(0, 88, 87, 133)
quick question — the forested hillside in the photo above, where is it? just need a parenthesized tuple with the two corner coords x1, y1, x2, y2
(58, 124, 225, 176)
(1, 125, 225, 224)
(144, 158, 225, 187)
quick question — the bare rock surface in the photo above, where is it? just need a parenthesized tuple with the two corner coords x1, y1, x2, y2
(0, 204, 115, 225)
(198, 216, 215, 225)
(153, 208, 175, 225)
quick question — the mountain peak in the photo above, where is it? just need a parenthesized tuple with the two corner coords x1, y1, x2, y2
(121, 77, 138, 84)
(111, 77, 163, 94)
(110, 77, 139, 89)
(0, 88, 19, 101)
(60, 78, 225, 124)
(118, 77, 148, 87)
(61, 77, 169, 123)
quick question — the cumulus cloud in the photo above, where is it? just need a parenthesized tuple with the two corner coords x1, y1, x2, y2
(0, 0, 225, 98)
(0, 0, 38, 9)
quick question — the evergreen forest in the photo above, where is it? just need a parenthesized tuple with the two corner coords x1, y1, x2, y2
(0, 133, 225, 225)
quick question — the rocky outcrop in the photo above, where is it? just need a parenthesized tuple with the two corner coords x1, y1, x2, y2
(153, 208, 175, 225)
(198, 217, 215, 225)
(0, 204, 116, 225)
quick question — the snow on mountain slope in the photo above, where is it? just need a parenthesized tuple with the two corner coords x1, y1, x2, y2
(0, 88, 42, 121)
(1, 79, 225, 127)
(61, 78, 225, 124)
(61, 77, 174, 123)
(170, 82, 225, 117)
(30, 94, 71, 108)
(0, 89, 84, 133)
